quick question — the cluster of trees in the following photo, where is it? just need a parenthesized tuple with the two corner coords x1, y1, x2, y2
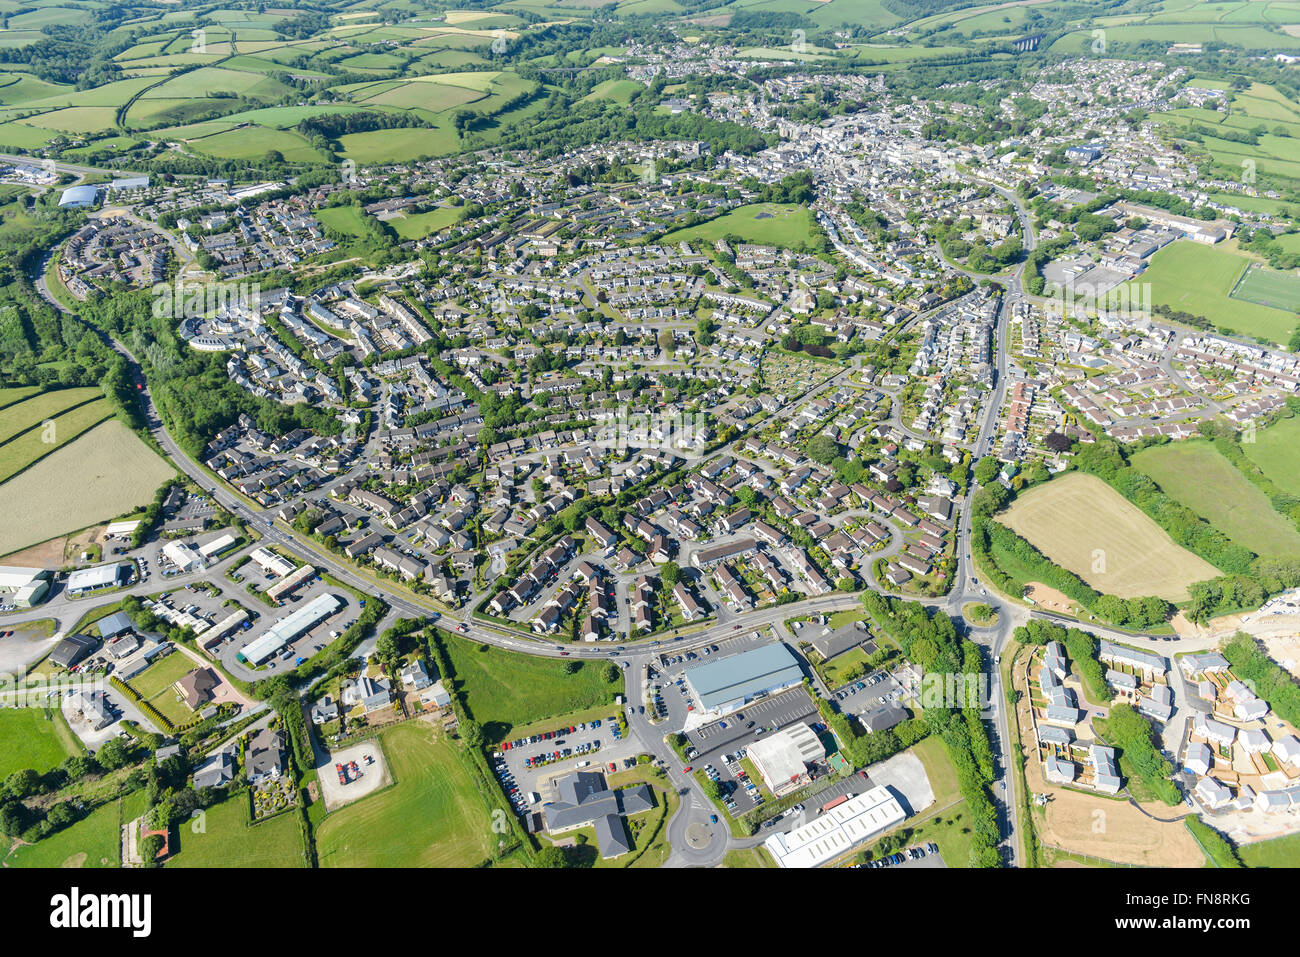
(1102, 703, 1180, 806)
(1222, 632, 1300, 729)
(861, 592, 1002, 867)
(297, 110, 427, 142)
(0, 736, 140, 843)
(1014, 619, 1108, 704)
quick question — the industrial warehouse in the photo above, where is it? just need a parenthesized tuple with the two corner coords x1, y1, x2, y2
(237, 593, 342, 665)
(682, 642, 805, 715)
(0, 566, 51, 607)
(763, 786, 907, 868)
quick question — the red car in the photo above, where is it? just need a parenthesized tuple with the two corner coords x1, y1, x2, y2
(560, 651, 570, 656)
(683, 766, 692, 773)
(569, 725, 576, 733)
(553, 750, 560, 759)
(608, 762, 617, 773)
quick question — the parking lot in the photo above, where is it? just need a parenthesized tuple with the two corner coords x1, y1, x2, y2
(492, 713, 638, 818)
(680, 686, 818, 817)
(217, 582, 361, 678)
(829, 668, 905, 716)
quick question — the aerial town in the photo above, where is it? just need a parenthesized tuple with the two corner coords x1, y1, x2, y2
(0, 0, 1294, 912)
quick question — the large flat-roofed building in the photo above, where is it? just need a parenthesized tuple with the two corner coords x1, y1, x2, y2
(747, 722, 826, 796)
(249, 547, 295, 578)
(66, 562, 133, 596)
(683, 642, 803, 714)
(764, 785, 906, 868)
(239, 593, 341, 664)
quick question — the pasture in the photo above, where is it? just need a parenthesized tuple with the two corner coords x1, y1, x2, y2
(0, 419, 175, 557)
(316, 721, 498, 868)
(1243, 415, 1300, 497)
(1131, 440, 1300, 558)
(4, 798, 120, 868)
(0, 708, 81, 778)
(997, 472, 1219, 601)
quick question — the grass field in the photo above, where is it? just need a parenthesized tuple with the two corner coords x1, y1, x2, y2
(998, 471, 1220, 601)
(1121, 240, 1296, 344)
(0, 419, 175, 557)
(0, 707, 80, 778)
(663, 203, 820, 250)
(316, 721, 498, 867)
(1243, 415, 1300, 497)
(316, 204, 373, 237)
(4, 798, 120, 868)
(167, 794, 306, 867)
(444, 635, 623, 732)
(1239, 831, 1300, 867)
(0, 386, 100, 441)
(1132, 440, 1300, 558)
(388, 205, 464, 239)
(0, 397, 115, 483)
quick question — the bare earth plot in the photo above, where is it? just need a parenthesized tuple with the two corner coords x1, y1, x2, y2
(998, 472, 1219, 602)
(0, 420, 175, 556)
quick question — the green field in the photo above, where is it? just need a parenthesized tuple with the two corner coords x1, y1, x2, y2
(1123, 240, 1296, 344)
(0, 386, 99, 440)
(444, 635, 623, 732)
(316, 721, 499, 867)
(663, 203, 820, 251)
(188, 125, 326, 163)
(1243, 415, 1300, 497)
(0, 393, 115, 483)
(167, 794, 306, 867)
(4, 798, 120, 868)
(1132, 440, 1300, 558)
(388, 205, 465, 239)
(1239, 831, 1300, 867)
(0, 707, 81, 778)
(316, 204, 372, 238)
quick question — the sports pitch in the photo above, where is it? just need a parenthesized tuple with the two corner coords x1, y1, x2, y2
(997, 472, 1219, 602)
(1230, 263, 1300, 314)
